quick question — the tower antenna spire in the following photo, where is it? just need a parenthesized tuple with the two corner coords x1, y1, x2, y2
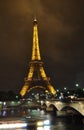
(33, 0, 37, 19)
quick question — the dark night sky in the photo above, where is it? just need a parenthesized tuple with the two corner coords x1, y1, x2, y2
(0, 0, 84, 92)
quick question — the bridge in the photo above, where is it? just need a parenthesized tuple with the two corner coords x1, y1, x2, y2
(1, 98, 84, 116)
(40, 99, 84, 116)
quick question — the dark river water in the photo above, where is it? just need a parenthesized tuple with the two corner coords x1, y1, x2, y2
(0, 109, 84, 130)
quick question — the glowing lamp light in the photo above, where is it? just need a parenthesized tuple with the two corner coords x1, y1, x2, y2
(57, 89, 59, 92)
(75, 83, 79, 87)
(64, 87, 67, 90)
(44, 120, 50, 125)
(37, 121, 44, 126)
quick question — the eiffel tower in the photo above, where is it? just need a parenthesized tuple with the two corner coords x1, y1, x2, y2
(20, 18, 56, 97)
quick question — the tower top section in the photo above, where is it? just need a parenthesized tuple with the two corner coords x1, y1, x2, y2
(31, 18, 41, 61)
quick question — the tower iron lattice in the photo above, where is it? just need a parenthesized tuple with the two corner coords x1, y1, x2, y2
(20, 18, 56, 97)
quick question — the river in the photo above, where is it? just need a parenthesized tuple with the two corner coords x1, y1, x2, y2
(0, 109, 84, 130)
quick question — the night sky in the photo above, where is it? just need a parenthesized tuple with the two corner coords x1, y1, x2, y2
(0, 0, 84, 92)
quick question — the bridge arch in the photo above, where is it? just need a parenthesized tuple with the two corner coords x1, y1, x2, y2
(42, 103, 47, 109)
(61, 106, 83, 116)
(48, 104, 58, 112)
(27, 86, 47, 93)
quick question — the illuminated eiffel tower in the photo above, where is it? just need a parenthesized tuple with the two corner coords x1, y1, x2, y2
(20, 18, 56, 97)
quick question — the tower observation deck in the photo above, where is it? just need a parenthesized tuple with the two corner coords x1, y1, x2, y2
(20, 18, 56, 97)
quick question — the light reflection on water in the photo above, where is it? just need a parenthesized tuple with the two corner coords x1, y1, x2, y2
(37, 126, 50, 130)
(0, 109, 84, 130)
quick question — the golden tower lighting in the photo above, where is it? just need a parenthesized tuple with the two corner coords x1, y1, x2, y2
(20, 18, 56, 97)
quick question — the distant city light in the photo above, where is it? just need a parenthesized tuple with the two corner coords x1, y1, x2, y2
(75, 83, 79, 87)
(0, 102, 2, 104)
(16, 95, 18, 99)
(67, 91, 70, 94)
(57, 89, 59, 92)
(64, 87, 67, 90)
(3, 102, 6, 105)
